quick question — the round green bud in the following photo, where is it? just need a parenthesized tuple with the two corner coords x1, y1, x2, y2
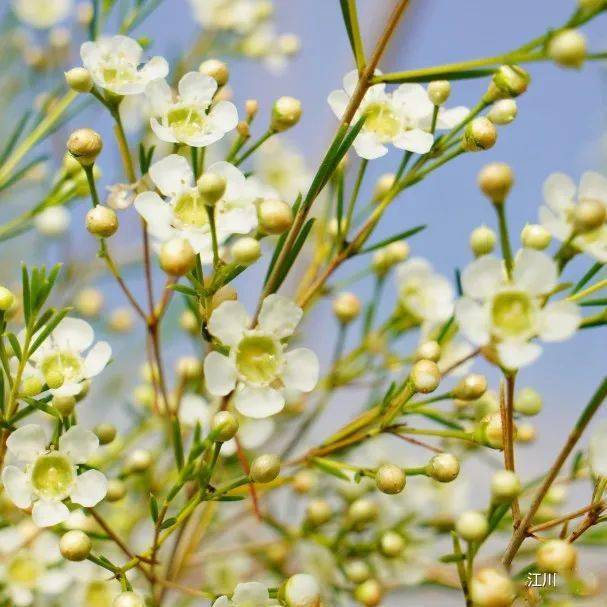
(60, 530, 92, 561)
(477, 162, 513, 203)
(113, 592, 145, 607)
(548, 29, 587, 68)
(488, 99, 518, 125)
(271, 96, 302, 131)
(463, 117, 497, 152)
(94, 423, 117, 445)
(410, 359, 441, 394)
(537, 539, 577, 573)
(159, 238, 196, 276)
(521, 224, 552, 250)
(354, 579, 382, 606)
(212, 411, 239, 442)
(86, 206, 118, 238)
(415, 340, 441, 363)
(293, 470, 317, 494)
(470, 225, 497, 256)
(491, 470, 521, 503)
(573, 198, 606, 233)
(427, 80, 451, 106)
(0, 286, 15, 311)
(75, 288, 104, 317)
(67, 128, 103, 166)
(373, 173, 396, 201)
(453, 374, 488, 401)
(52, 394, 76, 416)
(490, 65, 530, 99)
(126, 449, 153, 473)
(45, 370, 65, 389)
(456, 510, 489, 541)
(197, 172, 227, 205)
(305, 499, 332, 527)
(21, 375, 43, 397)
(199, 59, 229, 86)
(427, 453, 460, 483)
(345, 560, 371, 584)
(333, 291, 361, 324)
(282, 573, 321, 607)
(106, 479, 127, 502)
(231, 236, 261, 265)
(379, 531, 405, 558)
(176, 356, 202, 379)
(470, 568, 515, 607)
(259, 199, 293, 235)
(348, 498, 378, 528)
(65, 67, 93, 93)
(375, 464, 406, 495)
(514, 387, 543, 416)
(250, 453, 281, 483)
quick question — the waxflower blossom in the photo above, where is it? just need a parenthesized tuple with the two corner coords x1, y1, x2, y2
(2, 424, 108, 527)
(539, 171, 607, 262)
(213, 581, 271, 606)
(134, 155, 259, 263)
(80, 35, 169, 96)
(145, 72, 238, 147)
(12, 0, 72, 29)
(204, 295, 319, 418)
(455, 249, 581, 369)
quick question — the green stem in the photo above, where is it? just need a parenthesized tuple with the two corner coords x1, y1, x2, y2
(205, 205, 220, 268)
(234, 130, 274, 166)
(494, 203, 513, 277)
(343, 158, 368, 240)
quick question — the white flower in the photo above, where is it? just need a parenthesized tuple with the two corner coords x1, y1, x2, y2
(23, 317, 111, 397)
(12, 0, 72, 29)
(213, 581, 271, 606)
(145, 72, 238, 147)
(2, 424, 108, 527)
(221, 416, 275, 457)
(204, 295, 319, 418)
(189, 0, 264, 34)
(396, 258, 454, 324)
(80, 35, 169, 96)
(179, 393, 212, 428)
(540, 171, 607, 262)
(589, 421, 607, 477)
(34, 206, 71, 237)
(455, 249, 581, 370)
(134, 155, 259, 263)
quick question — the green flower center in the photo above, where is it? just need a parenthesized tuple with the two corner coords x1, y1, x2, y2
(167, 106, 206, 138)
(85, 581, 114, 607)
(31, 452, 75, 500)
(40, 350, 83, 384)
(236, 334, 282, 385)
(7, 554, 41, 588)
(364, 102, 401, 140)
(491, 290, 535, 339)
(173, 191, 209, 228)
(102, 66, 134, 85)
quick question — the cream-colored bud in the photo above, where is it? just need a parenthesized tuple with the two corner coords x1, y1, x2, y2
(237, 120, 250, 138)
(516, 422, 536, 443)
(293, 470, 317, 494)
(250, 454, 281, 483)
(21, 375, 43, 397)
(259, 199, 293, 234)
(427, 453, 460, 482)
(354, 579, 382, 606)
(64, 151, 83, 174)
(521, 224, 552, 250)
(0, 286, 15, 311)
(75, 288, 104, 317)
(488, 99, 518, 125)
(574, 198, 606, 233)
(481, 413, 516, 449)
(470, 568, 515, 607)
(375, 464, 406, 495)
(126, 449, 153, 473)
(514, 387, 543, 416)
(283, 573, 321, 607)
(410, 359, 441, 394)
(491, 470, 521, 502)
(379, 530, 405, 557)
(348, 498, 378, 527)
(199, 58, 229, 86)
(372, 250, 390, 276)
(271, 96, 302, 131)
(113, 592, 145, 607)
(46, 370, 64, 390)
(278, 33, 301, 55)
(453, 374, 488, 401)
(133, 384, 154, 407)
(306, 499, 332, 526)
(470, 225, 497, 256)
(415, 340, 441, 362)
(52, 395, 76, 416)
(548, 29, 587, 68)
(463, 117, 497, 152)
(212, 411, 239, 442)
(67, 128, 103, 166)
(231, 236, 261, 265)
(210, 284, 238, 310)
(345, 560, 371, 584)
(176, 356, 202, 379)
(106, 479, 126, 502)
(427, 80, 451, 106)
(159, 238, 196, 276)
(108, 307, 134, 333)
(197, 172, 226, 205)
(60, 530, 91, 561)
(386, 241, 410, 264)
(537, 539, 577, 573)
(86, 206, 118, 238)
(245, 99, 259, 118)
(94, 423, 117, 445)
(490, 65, 530, 99)
(65, 67, 93, 93)
(180, 309, 199, 333)
(456, 510, 489, 541)
(373, 173, 396, 201)
(333, 291, 361, 324)
(478, 162, 513, 203)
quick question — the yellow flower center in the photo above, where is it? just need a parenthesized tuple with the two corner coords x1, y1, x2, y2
(363, 102, 401, 140)
(236, 334, 281, 385)
(173, 191, 209, 228)
(167, 106, 206, 138)
(491, 290, 535, 339)
(7, 554, 41, 589)
(40, 351, 83, 384)
(102, 66, 135, 85)
(31, 452, 75, 500)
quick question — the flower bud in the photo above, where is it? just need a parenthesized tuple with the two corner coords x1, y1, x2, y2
(491, 470, 521, 503)
(278, 33, 301, 55)
(514, 387, 542, 416)
(106, 479, 127, 502)
(333, 291, 361, 324)
(427, 453, 460, 483)
(67, 128, 103, 166)
(548, 29, 587, 68)
(354, 579, 382, 606)
(345, 560, 371, 584)
(375, 464, 406, 495)
(293, 470, 317, 494)
(159, 238, 196, 276)
(60, 530, 91, 561)
(197, 173, 226, 205)
(0, 286, 15, 311)
(470, 225, 497, 256)
(488, 99, 518, 125)
(237, 121, 250, 138)
(199, 58, 229, 86)
(462, 117, 497, 152)
(385, 241, 409, 264)
(113, 592, 145, 607)
(108, 307, 134, 333)
(259, 199, 293, 234)
(516, 422, 536, 443)
(453, 374, 488, 401)
(427, 80, 451, 106)
(231, 236, 261, 265)
(481, 413, 516, 449)
(180, 309, 198, 333)
(373, 173, 396, 201)
(283, 573, 321, 607)
(176, 356, 202, 379)
(212, 411, 239, 442)
(415, 340, 441, 362)
(456, 510, 489, 541)
(46, 370, 64, 389)
(65, 67, 93, 93)
(379, 531, 405, 557)
(348, 498, 378, 527)
(75, 288, 104, 317)
(478, 162, 513, 203)
(490, 65, 530, 99)
(306, 499, 332, 526)
(95, 423, 117, 445)
(536, 539, 577, 573)
(470, 568, 515, 607)
(250, 453, 281, 483)
(271, 96, 302, 131)
(521, 224, 552, 250)
(245, 99, 259, 118)
(410, 359, 441, 394)
(573, 198, 606, 233)
(52, 395, 76, 416)
(21, 375, 43, 397)
(86, 206, 118, 238)
(126, 449, 153, 473)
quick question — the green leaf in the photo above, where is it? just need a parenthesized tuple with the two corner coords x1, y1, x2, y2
(212, 495, 246, 502)
(160, 517, 177, 530)
(310, 457, 351, 481)
(272, 218, 316, 292)
(573, 262, 604, 294)
(29, 308, 71, 356)
(21, 265, 31, 324)
(356, 225, 426, 254)
(172, 418, 184, 470)
(6, 333, 21, 360)
(150, 494, 159, 522)
(0, 110, 32, 165)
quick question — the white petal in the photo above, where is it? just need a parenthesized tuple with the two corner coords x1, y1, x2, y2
(178, 71, 217, 106)
(512, 249, 557, 296)
(48, 317, 94, 352)
(112, 35, 143, 63)
(38, 570, 72, 594)
(396, 258, 433, 282)
(539, 205, 570, 241)
(6, 424, 47, 462)
(212, 598, 229, 607)
(179, 394, 210, 428)
(59, 426, 99, 464)
(282, 348, 319, 392)
(461, 256, 504, 300)
(10, 587, 33, 607)
(436, 106, 470, 129)
(208, 300, 250, 346)
(207, 160, 247, 200)
(52, 382, 83, 397)
(150, 117, 179, 144)
(343, 69, 360, 95)
(578, 171, 607, 203)
(393, 128, 434, 154)
(233, 384, 285, 418)
(543, 173, 576, 212)
(497, 341, 542, 370)
(393, 83, 432, 111)
(83, 341, 111, 378)
(32, 500, 70, 527)
(149, 154, 193, 198)
(204, 352, 237, 395)
(232, 582, 269, 604)
(537, 301, 581, 342)
(70, 470, 108, 507)
(353, 132, 387, 160)
(1, 466, 33, 508)
(239, 418, 275, 450)
(134, 191, 174, 239)
(589, 421, 607, 477)
(145, 78, 173, 116)
(139, 55, 170, 84)
(258, 294, 303, 338)
(454, 298, 490, 345)
(328, 89, 350, 119)
(209, 101, 239, 133)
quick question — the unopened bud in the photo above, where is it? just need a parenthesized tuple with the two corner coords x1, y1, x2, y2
(537, 539, 577, 573)
(491, 470, 521, 503)
(348, 498, 378, 527)
(176, 356, 202, 379)
(470, 568, 515, 607)
(113, 592, 145, 607)
(21, 375, 43, 397)
(0, 286, 15, 311)
(548, 29, 587, 68)
(126, 449, 153, 473)
(94, 423, 117, 445)
(470, 225, 497, 256)
(453, 374, 487, 401)
(427, 453, 460, 483)
(106, 479, 127, 502)
(489, 65, 530, 100)
(236, 120, 250, 138)
(379, 531, 405, 557)
(415, 340, 441, 362)
(293, 470, 317, 494)
(108, 307, 133, 333)
(345, 560, 371, 584)
(456, 510, 489, 541)
(197, 173, 226, 205)
(65, 67, 93, 93)
(488, 99, 518, 125)
(52, 395, 76, 416)
(46, 370, 64, 390)
(373, 173, 396, 201)
(282, 573, 321, 607)
(212, 411, 239, 442)
(427, 80, 451, 106)
(250, 454, 281, 483)
(67, 128, 103, 166)
(199, 58, 229, 86)
(573, 198, 606, 233)
(245, 99, 259, 118)
(514, 387, 543, 416)
(75, 288, 104, 317)
(354, 579, 382, 606)
(231, 236, 261, 265)
(60, 530, 91, 561)
(86, 206, 118, 238)
(159, 238, 196, 276)
(410, 359, 441, 393)
(375, 464, 406, 495)
(306, 499, 332, 526)
(463, 117, 497, 152)
(333, 291, 361, 324)
(271, 96, 302, 131)
(259, 199, 293, 234)
(478, 162, 513, 203)
(278, 33, 301, 56)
